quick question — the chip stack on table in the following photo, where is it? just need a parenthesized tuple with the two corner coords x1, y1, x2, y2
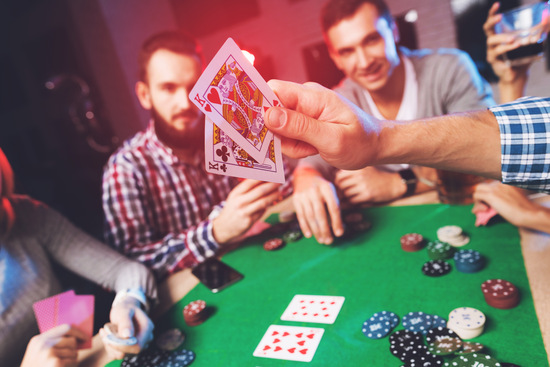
(183, 300, 209, 327)
(444, 352, 502, 366)
(481, 279, 520, 309)
(400, 233, 426, 252)
(427, 240, 455, 260)
(422, 259, 452, 277)
(437, 225, 470, 247)
(447, 307, 486, 339)
(453, 249, 486, 273)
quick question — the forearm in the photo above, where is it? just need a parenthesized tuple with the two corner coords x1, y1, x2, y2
(515, 205, 550, 233)
(498, 78, 527, 104)
(376, 110, 502, 180)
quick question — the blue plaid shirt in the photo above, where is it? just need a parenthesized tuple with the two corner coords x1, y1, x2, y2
(491, 96, 550, 192)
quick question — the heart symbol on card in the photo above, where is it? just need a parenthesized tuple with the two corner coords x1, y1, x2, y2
(301, 306, 306, 309)
(324, 314, 330, 317)
(295, 333, 303, 338)
(288, 348, 296, 354)
(207, 88, 221, 105)
(310, 300, 314, 303)
(263, 345, 271, 351)
(297, 340, 305, 346)
(273, 338, 281, 344)
(274, 346, 282, 352)
(282, 332, 290, 337)
(264, 106, 269, 113)
(273, 100, 279, 106)
(272, 331, 279, 336)
(307, 334, 315, 339)
(205, 104, 212, 112)
(322, 307, 327, 310)
(300, 349, 308, 355)
(313, 313, 319, 317)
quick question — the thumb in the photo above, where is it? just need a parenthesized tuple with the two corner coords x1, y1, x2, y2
(265, 106, 322, 159)
(111, 306, 135, 339)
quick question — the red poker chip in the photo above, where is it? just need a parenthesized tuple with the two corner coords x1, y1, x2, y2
(263, 238, 285, 251)
(481, 279, 518, 299)
(400, 233, 425, 252)
(183, 300, 206, 318)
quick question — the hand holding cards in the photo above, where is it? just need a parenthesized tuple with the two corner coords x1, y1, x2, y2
(190, 38, 285, 183)
(32, 290, 94, 349)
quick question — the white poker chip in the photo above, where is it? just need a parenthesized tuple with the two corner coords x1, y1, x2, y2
(437, 225, 462, 239)
(445, 235, 470, 247)
(447, 307, 486, 330)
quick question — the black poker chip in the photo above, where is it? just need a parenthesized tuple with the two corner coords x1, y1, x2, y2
(422, 260, 451, 277)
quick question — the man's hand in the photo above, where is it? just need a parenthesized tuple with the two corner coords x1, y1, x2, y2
(293, 167, 343, 245)
(212, 179, 281, 244)
(21, 324, 89, 367)
(335, 167, 407, 204)
(265, 80, 381, 170)
(99, 297, 154, 360)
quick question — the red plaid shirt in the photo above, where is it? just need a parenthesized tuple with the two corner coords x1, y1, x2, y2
(103, 122, 276, 279)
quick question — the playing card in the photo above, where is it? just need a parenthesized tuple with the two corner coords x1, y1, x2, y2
(32, 290, 75, 333)
(280, 294, 345, 324)
(253, 325, 324, 362)
(204, 117, 285, 183)
(475, 207, 499, 226)
(190, 37, 281, 163)
(57, 294, 94, 349)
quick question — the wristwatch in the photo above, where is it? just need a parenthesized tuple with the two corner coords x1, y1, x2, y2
(398, 169, 417, 197)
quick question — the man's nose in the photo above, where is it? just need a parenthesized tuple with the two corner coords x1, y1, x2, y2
(356, 47, 372, 69)
(176, 88, 192, 109)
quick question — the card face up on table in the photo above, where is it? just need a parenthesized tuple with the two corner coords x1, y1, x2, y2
(190, 37, 285, 184)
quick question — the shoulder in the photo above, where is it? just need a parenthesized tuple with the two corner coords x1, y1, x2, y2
(9, 195, 63, 232)
(105, 130, 151, 170)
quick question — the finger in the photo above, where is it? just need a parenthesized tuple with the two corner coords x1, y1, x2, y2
(132, 308, 155, 347)
(242, 190, 282, 216)
(110, 306, 136, 339)
(231, 179, 267, 195)
(239, 182, 281, 207)
(483, 2, 501, 35)
(321, 184, 343, 238)
(472, 201, 490, 213)
(294, 197, 313, 238)
(48, 324, 89, 343)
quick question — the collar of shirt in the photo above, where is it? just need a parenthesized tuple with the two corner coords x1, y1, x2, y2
(144, 121, 202, 167)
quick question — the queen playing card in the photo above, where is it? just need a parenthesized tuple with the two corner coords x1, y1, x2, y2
(190, 37, 282, 163)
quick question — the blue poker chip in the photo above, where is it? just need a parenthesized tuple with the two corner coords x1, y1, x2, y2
(430, 314, 448, 329)
(454, 249, 485, 273)
(362, 310, 400, 339)
(402, 311, 431, 335)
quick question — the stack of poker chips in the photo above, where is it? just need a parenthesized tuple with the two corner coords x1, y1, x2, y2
(437, 225, 470, 247)
(361, 311, 400, 339)
(453, 249, 485, 273)
(183, 299, 209, 327)
(447, 307, 486, 339)
(400, 233, 426, 252)
(427, 240, 455, 260)
(481, 279, 520, 309)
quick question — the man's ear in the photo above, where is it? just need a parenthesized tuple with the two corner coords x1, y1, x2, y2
(135, 81, 152, 110)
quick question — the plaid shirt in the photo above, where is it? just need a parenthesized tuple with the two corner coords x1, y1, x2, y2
(491, 96, 550, 192)
(103, 122, 292, 280)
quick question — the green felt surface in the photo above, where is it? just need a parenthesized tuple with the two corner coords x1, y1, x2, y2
(108, 204, 548, 366)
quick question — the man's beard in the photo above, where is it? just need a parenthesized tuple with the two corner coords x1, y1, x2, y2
(152, 107, 203, 150)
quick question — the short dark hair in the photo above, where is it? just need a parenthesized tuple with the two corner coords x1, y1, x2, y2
(138, 30, 203, 83)
(321, 0, 393, 34)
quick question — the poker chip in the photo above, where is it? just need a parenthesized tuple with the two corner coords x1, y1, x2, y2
(121, 347, 195, 367)
(166, 349, 196, 366)
(402, 311, 432, 334)
(156, 328, 185, 351)
(343, 211, 364, 224)
(425, 326, 459, 345)
(481, 279, 520, 309)
(427, 241, 455, 260)
(263, 238, 284, 251)
(447, 307, 485, 339)
(362, 311, 399, 339)
(428, 336, 462, 355)
(400, 233, 426, 252)
(456, 353, 501, 367)
(453, 249, 485, 273)
(183, 299, 208, 327)
(282, 229, 302, 243)
(437, 225, 470, 247)
(422, 259, 452, 277)
(349, 220, 372, 233)
(456, 341, 485, 355)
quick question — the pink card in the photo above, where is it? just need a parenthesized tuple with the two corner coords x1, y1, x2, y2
(33, 290, 75, 333)
(58, 294, 95, 349)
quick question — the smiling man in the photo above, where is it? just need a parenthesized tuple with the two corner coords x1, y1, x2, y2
(102, 31, 289, 280)
(293, 0, 495, 245)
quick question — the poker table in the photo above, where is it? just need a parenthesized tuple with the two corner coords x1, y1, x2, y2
(106, 202, 549, 366)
